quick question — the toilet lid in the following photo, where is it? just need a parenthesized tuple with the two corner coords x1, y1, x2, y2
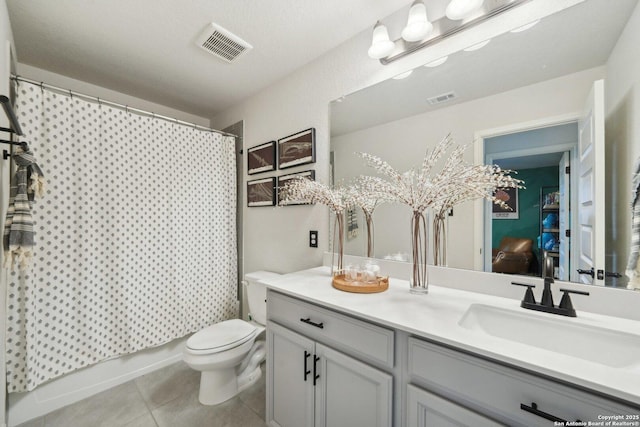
(187, 319, 257, 352)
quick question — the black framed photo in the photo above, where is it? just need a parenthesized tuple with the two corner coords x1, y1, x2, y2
(492, 187, 519, 219)
(247, 141, 276, 175)
(247, 177, 276, 207)
(278, 170, 315, 206)
(278, 128, 316, 169)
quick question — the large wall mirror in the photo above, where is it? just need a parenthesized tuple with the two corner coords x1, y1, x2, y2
(330, 0, 639, 289)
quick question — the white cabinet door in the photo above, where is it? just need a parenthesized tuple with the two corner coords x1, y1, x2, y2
(407, 385, 505, 427)
(314, 343, 392, 427)
(267, 321, 315, 427)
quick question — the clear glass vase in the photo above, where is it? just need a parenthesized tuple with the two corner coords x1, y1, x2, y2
(364, 211, 374, 258)
(410, 210, 429, 294)
(433, 210, 448, 267)
(332, 210, 345, 276)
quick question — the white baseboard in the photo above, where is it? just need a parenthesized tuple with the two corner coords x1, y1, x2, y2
(8, 336, 189, 427)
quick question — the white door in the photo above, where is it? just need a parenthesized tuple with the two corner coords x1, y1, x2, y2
(558, 151, 570, 281)
(314, 343, 392, 427)
(267, 322, 315, 427)
(577, 80, 605, 285)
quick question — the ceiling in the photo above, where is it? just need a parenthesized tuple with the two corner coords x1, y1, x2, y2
(331, 0, 639, 136)
(6, 0, 410, 118)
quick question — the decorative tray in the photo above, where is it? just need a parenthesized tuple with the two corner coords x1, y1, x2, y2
(332, 274, 389, 294)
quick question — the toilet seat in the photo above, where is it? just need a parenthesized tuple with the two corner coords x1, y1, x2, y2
(187, 319, 257, 355)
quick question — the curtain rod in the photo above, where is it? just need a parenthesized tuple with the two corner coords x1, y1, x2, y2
(10, 75, 238, 138)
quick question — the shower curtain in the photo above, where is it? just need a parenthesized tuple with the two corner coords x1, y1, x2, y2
(5, 83, 238, 392)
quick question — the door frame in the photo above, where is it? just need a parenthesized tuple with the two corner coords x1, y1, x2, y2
(473, 113, 580, 273)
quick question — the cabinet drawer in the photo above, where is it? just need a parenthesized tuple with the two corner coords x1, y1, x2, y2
(408, 337, 638, 426)
(267, 290, 394, 368)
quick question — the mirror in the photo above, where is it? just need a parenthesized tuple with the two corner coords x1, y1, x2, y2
(330, 0, 639, 287)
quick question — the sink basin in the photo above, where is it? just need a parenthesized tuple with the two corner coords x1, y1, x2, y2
(458, 304, 640, 368)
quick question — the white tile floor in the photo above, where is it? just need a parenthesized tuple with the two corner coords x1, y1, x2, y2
(17, 361, 267, 427)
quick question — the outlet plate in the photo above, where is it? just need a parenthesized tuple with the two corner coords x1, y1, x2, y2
(309, 230, 318, 248)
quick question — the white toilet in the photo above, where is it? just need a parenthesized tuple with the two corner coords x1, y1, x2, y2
(183, 271, 279, 405)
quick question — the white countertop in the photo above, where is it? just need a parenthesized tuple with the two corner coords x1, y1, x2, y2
(264, 266, 640, 407)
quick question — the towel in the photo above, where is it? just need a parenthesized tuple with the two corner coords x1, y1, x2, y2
(626, 156, 640, 289)
(3, 144, 46, 270)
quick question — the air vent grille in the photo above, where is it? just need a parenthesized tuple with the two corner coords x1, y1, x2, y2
(427, 91, 456, 105)
(196, 23, 253, 63)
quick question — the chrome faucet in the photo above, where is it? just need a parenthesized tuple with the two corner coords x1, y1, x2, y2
(511, 277, 589, 317)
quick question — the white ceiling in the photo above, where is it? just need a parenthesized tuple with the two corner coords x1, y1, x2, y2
(6, 0, 410, 118)
(331, 0, 639, 136)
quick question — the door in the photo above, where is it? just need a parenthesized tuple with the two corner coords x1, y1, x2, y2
(558, 151, 570, 281)
(407, 385, 505, 427)
(267, 321, 315, 427)
(314, 343, 392, 427)
(577, 80, 605, 285)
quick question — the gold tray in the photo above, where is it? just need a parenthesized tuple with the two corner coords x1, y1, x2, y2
(332, 274, 389, 293)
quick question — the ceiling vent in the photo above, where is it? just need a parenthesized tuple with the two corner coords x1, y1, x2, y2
(196, 23, 253, 63)
(427, 91, 456, 105)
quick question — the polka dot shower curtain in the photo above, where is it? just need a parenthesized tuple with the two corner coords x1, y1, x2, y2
(5, 83, 238, 392)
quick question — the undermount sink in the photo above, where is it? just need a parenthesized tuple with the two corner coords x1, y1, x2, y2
(458, 304, 640, 368)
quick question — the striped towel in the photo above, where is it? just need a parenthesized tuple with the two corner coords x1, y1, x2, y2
(3, 144, 46, 270)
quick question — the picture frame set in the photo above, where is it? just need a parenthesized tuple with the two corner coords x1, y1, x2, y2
(246, 128, 316, 207)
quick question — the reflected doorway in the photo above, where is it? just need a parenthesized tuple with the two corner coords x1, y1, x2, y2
(481, 123, 579, 281)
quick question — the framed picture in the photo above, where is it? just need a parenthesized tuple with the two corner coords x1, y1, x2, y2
(278, 128, 316, 169)
(278, 170, 315, 206)
(247, 177, 276, 207)
(247, 141, 276, 175)
(492, 187, 519, 219)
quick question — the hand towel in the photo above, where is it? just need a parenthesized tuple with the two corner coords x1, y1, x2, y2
(3, 144, 46, 270)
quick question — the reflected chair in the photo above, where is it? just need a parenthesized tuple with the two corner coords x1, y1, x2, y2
(492, 236, 534, 275)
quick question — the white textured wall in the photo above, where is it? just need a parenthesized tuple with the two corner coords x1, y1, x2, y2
(605, 1, 640, 278)
(332, 67, 605, 270)
(0, 0, 15, 424)
(211, 0, 575, 275)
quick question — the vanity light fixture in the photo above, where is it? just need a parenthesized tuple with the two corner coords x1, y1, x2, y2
(510, 19, 540, 33)
(463, 39, 491, 51)
(368, 0, 530, 64)
(445, 0, 485, 21)
(392, 70, 414, 80)
(424, 56, 448, 67)
(401, 0, 433, 42)
(367, 21, 395, 59)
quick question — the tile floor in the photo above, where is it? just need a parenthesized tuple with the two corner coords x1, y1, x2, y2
(17, 361, 267, 427)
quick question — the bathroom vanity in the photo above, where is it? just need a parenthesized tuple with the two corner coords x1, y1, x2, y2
(264, 266, 640, 427)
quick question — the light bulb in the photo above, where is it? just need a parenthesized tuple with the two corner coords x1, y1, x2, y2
(424, 56, 448, 67)
(401, 0, 433, 42)
(446, 0, 485, 21)
(368, 21, 395, 59)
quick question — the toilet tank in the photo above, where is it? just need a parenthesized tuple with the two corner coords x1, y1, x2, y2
(244, 271, 280, 325)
